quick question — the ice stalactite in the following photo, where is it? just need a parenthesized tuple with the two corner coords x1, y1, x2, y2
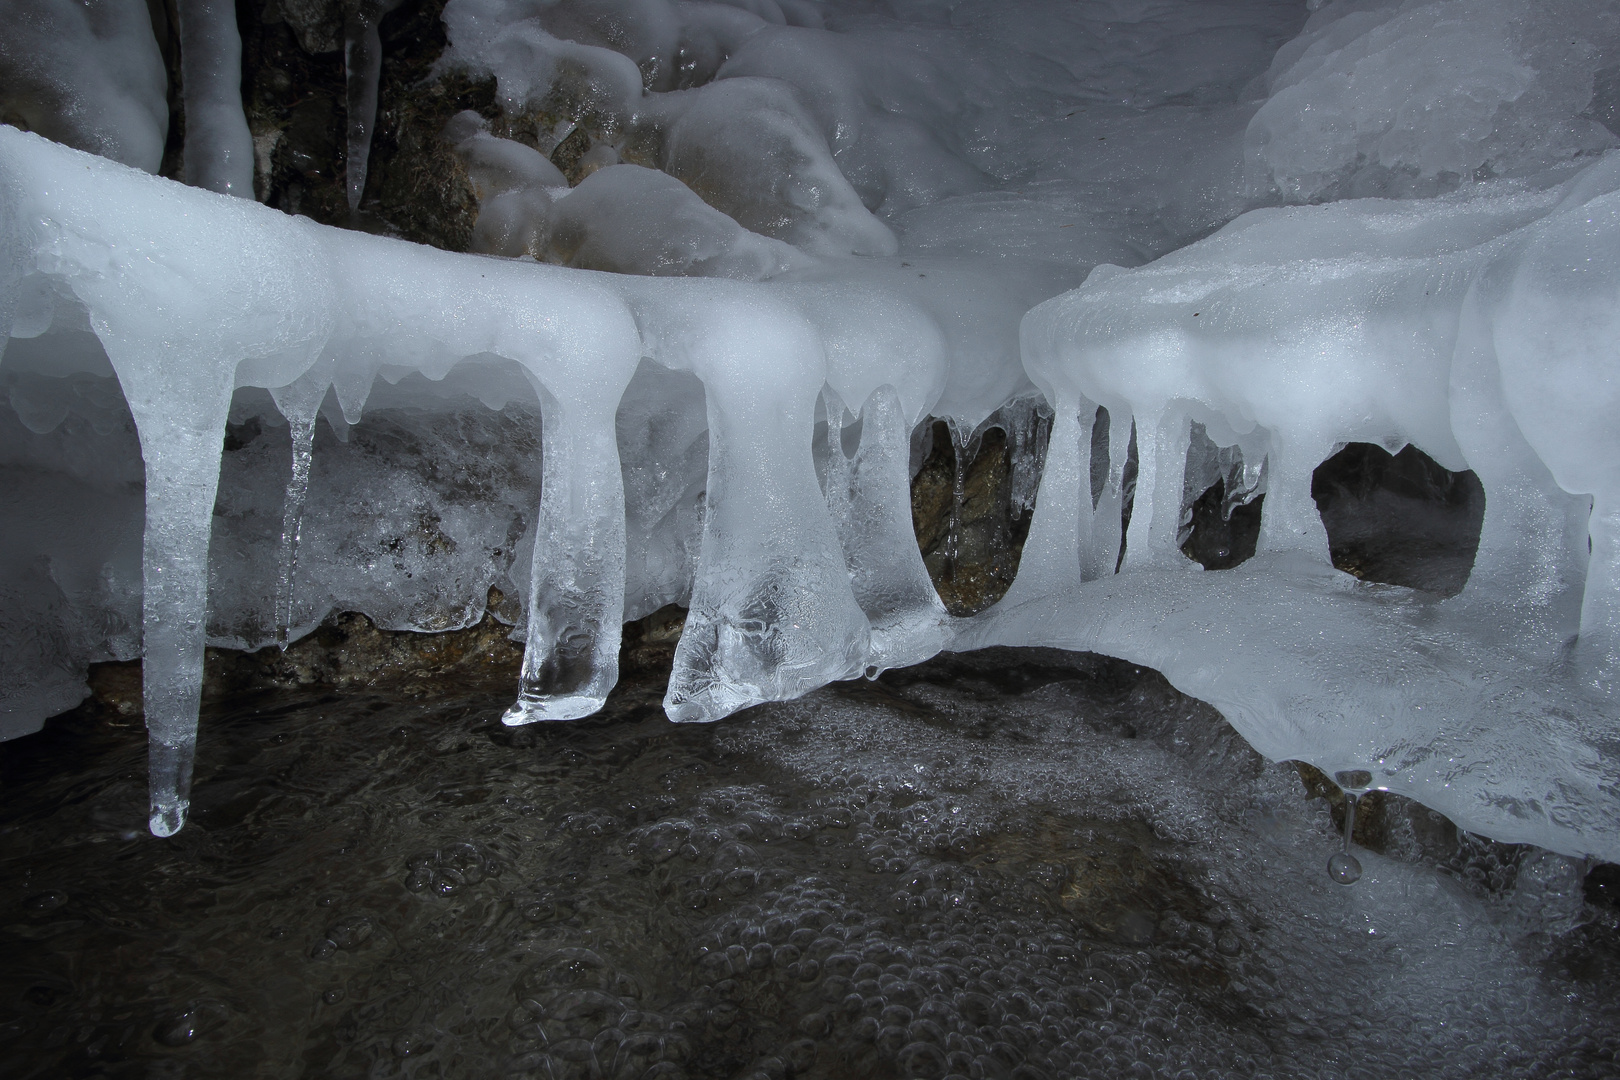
(1491, 177, 1620, 675)
(176, 0, 255, 197)
(315, 228, 644, 726)
(995, 394, 1091, 613)
(0, 132, 336, 832)
(798, 284, 950, 673)
(267, 372, 330, 648)
(505, 380, 636, 724)
(1004, 394, 1052, 519)
(5, 117, 1620, 859)
(343, 0, 405, 214)
(646, 284, 871, 722)
(833, 386, 951, 674)
(942, 418, 977, 579)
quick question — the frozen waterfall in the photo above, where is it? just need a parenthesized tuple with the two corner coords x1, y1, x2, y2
(0, 0, 1617, 869)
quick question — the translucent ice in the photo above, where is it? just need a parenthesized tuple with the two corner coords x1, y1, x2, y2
(3, 0, 1620, 868)
(0, 0, 169, 173)
(985, 155, 1620, 860)
(1249, 0, 1620, 202)
(177, 0, 255, 197)
(343, 0, 405, 212)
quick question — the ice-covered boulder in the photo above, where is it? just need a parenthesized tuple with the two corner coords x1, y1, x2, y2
(1247, 0, 1620, 201)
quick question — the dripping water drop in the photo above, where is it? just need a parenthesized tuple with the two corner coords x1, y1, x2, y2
(1328, 788, 1363, 885)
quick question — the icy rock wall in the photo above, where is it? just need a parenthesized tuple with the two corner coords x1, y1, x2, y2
(1247, 0, 1620, 201)
(0, 0, 170, 173)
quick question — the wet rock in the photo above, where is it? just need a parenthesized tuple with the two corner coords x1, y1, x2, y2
(1311, 442, 1486, 596)
(238, 0, 488, 248)
(912, 421, 1033, 616)
(4, 646, 1617, 1077)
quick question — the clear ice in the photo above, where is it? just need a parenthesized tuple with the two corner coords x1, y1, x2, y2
(342, 0, 404, 213)
(0, 0, 1618, 863)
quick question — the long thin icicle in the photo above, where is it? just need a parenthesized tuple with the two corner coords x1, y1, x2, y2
(268, 374, 329, 649)
(344, 0, 404, 213)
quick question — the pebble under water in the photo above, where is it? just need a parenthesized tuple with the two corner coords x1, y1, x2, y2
(1, 645, 1617, 1079)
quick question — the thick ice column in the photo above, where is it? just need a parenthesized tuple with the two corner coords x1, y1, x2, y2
(788, 282, 949, 674)
(656, 290, 869, 722)
(344, 0, 405, 213)
(1254, 433, 1332, 560)
(835, 385, 950, 673)
(177, 0, 255, 197)
(1118, 406, 1202, 571)
(504, 384, 630, 722)
(1449, 278, 1589, 637)
(997, 391, 1090, 606)
(119, 361, 236, 835)
(1493, 185, 1620, 663)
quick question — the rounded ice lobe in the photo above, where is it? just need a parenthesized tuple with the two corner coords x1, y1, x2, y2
(0, 0, 169, 173)
(1247, 0, 1620, 202)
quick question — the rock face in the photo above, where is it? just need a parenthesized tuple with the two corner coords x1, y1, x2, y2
(237, 0, 487, 249)
(910, 422, 1034, 617)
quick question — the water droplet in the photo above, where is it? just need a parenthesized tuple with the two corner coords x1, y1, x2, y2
(1334, 769, 1372, 791)
(22, 890, 67, 912)
(1328, 850, 1362, 885)
(154, 1009, 202, 1046)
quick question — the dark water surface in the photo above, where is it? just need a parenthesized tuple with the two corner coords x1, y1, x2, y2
(2, 646, 1617, 1079)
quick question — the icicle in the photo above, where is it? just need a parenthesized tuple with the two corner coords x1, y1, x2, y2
(944, 417, 979, 578)
(839, 385, 950, 673)
(267, 374, 329, 649)
(504, 387, 630, 723)
(1005, 394, 1053, 517)
(0, 133, 338, 834)
(495, 279, 643, 725)
(819, 385, 853, 520)
(1328, 770, 1368, 885)
(661, 294, 869, 722)
(996, 392, 1090, 609)
(344, 0, 405, 213)
(176, 0, 254, 197)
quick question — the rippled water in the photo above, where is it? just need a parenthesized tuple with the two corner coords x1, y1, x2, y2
(1, 646, 1616, 1079)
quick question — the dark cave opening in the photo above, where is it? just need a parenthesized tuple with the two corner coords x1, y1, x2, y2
(1311, 442, 1486, 596)
(1180, 478, 1264, 572)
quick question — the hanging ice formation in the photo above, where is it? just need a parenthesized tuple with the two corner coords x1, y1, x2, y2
(342, 0, 405, 213)
(2, 0, 1619, 862)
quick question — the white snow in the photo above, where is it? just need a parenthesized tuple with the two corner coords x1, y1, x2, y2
(1, 0, 1618, 862)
